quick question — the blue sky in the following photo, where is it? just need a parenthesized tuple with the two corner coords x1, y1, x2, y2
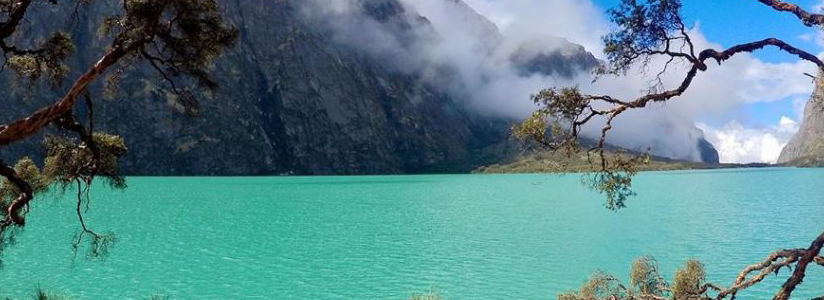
(591, 0, 822, 63)
(591, 0, 823, 126)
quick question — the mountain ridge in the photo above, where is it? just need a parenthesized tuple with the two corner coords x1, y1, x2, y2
(0, 0, 718, 175)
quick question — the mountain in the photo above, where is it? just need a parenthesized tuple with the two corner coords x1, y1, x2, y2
(3, 0, 505, 175)
(778, 74, 824, 166)
(511, 37, 601, 79)
(698, 137, 720, 164)
(0, 0, 717, 175)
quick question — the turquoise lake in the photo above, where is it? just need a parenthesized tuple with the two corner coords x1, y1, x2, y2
(0, 168, 822, 299)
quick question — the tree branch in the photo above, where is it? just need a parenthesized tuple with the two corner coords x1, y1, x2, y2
(713, 249, 802, 299)
(699, 38, 824, 68)
(756, 0, 824, 27)
(0, 35, 147, 148)
(773, 229, 824, 300)
(0, 159, 32, 226)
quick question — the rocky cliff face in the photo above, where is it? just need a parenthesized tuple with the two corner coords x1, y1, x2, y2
(511, 38, 601, 79)
(0, 0, 516, 175)
(0, 0, 718, 175)
(698, 137, 720, 164)
(778, 75, 824, 166)
(0, 0, 510, 175)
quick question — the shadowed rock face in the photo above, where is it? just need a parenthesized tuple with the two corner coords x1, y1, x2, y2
(0, 0, 718, 175)
(511, 39, 600, 79)
(2, 0, 516, 175)
(698, 137, 720, 164)
(779, 74, 824, 166)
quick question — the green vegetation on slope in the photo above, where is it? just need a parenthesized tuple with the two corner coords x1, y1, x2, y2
(475, 150, 703, 174)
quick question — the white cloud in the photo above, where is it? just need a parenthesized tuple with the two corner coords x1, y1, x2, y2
(780, 115, 797, 126)
(806, 2, 824, 49)
(814, 1, 824, 14)
(301, 0, 818, 163)
(461, 0, 608, 57)
(792, 96, 808, 122)
(698, 116, 800, 164)
(453, 1, 817, 163)
(737, 59, 818, 103)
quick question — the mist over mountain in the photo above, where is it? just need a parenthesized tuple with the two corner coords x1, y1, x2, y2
(0, 0, 718, 175)
(300, 0, 719, 163)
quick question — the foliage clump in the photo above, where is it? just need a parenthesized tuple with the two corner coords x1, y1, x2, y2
(602, 0, 687, 75)
(7, 32, 75, 85)
(557, 256, 711, 300)
(43, 133, 127, 190)
(0, 157, 48, 203)
(512, 87, 589, 152)
(629, 256, 668, 296)
(101, 0, 238, 115)
(670, 260, 706, 300)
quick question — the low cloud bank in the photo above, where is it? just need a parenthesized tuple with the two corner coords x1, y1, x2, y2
(300, 0, 818, 163)
(699, 117, 800, 164)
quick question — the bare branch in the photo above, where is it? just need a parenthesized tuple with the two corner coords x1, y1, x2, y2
(699, 38, 824, 68)
(0, 159, 32, 226)
(773, 229, 824, 300)
(756, 0, 824, 26)
(73, 179, 97, 238)
(712, 249, 802, 299)
(0, 47, 131, 148)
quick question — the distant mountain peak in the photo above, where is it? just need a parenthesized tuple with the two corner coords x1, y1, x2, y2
(510, 38, 600, 79)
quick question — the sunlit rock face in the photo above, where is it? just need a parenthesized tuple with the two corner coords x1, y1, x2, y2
(779, 74, 824, 166)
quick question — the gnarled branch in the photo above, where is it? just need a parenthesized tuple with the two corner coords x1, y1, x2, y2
(699, 38, 824, 68)
(773, 229, 824, 300)
(0, 41, 136, 148)
(756, 0, 824, 26)
(0, 159, 32, 226)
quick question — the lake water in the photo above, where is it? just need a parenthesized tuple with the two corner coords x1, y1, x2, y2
(0, 168, 822, 299)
